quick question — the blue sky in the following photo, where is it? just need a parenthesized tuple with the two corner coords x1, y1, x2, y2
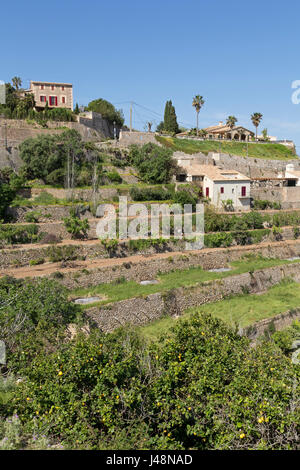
(1, 0, 300, 150)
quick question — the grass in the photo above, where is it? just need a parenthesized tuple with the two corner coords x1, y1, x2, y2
(156, 135, 297, 160)
(141, 279, 300, 341)
(71, 255, 300, 308)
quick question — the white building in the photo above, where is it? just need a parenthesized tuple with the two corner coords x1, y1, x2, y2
(176, 160, 251, 211)
(284, 163, 300, 186)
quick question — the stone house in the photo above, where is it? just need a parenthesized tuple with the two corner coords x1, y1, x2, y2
(24, 81, 73, 111)
(176, 159, 251, 211)
(204, 121, 254, 141)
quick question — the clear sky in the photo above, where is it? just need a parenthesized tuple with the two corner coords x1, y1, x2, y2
(1, 0, 300, 150)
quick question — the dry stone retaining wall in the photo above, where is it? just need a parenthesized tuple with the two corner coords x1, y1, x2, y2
(87, 263, 300, 332)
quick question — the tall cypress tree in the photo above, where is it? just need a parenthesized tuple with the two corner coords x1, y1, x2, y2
(163, 100, 179, 134)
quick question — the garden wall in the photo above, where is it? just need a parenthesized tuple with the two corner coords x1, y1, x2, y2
(87, 262, 300, 332)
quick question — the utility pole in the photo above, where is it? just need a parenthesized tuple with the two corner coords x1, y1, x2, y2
(130, 102, 132, 132)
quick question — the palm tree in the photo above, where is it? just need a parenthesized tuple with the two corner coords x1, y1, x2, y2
(11, 76, 22, 90)
(226, 115, 237, 129)
(192, 95, 205, 136)
(251, 112, 263, 141)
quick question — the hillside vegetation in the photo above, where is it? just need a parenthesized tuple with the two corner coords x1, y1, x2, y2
(156, 136, 297, 160)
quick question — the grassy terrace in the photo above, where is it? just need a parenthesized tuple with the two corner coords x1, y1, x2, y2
(156, 135, 297, 160)
(141, 280, 300, 341)
(72, 255, 300, 308)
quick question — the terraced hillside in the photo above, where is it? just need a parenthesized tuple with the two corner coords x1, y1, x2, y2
(156, 135, 297, 159)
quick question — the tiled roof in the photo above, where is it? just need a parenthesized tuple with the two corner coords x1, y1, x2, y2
(178, 162, 250, 181)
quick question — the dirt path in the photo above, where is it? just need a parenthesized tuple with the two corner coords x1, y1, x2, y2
(2, 238, 300, 280)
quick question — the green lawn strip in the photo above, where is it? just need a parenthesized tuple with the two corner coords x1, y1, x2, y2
(71, 255, 300, 308)
(141, 279, 300, 342)
(156, 136, 297, 160)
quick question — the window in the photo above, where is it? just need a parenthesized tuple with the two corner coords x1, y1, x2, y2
(40, 85, 44, 90)
(206, 187, 209, 197)
(61, 86, 64, 91)
(241, 186, 246, 197)
(61, 96, 65, 104)
(40, 95, 46, 102)
(220, 187, 224, 194)
(49, 96, 57, 106)
(51, 85, 55, 91)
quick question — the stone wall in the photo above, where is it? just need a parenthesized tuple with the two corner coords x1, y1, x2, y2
(7, 205, 93, 222)
(252, 187, 300, 209)
(118, 131, 158, 146)
(239, 308, 300, 343)
(87, 262, 300, 332)
(173, 150, 300, 179)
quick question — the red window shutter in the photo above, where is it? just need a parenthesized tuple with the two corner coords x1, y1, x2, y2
(242, 186, 246, 196)
(220, 187, 224, 194)
(55, 96, 57, 106)
(206, 187, 209, 197)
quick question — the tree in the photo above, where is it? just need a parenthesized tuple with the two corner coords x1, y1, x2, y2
(163, 100, 179, 134)
(129, 143, 175, 184)
(262, 128, 269, 141)
(226, 116, 237, 129)
(87, 98, 124, 126)
(192, 95, 205, 136)
(74, 103, 80, 114)
(251, 112, 263, 141)
(11, 77, 22, 90)
(156, 121, 164, 133)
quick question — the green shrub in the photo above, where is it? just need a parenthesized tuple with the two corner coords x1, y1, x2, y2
(46, 245, 77, 262)
(25, 211, 40, 223)
(63, 210, 90, 239)
(106, 171, 122, 184)
(130, 186, 173, 201)
(0, 224, 39, 244)
(29, 258, 44, 266)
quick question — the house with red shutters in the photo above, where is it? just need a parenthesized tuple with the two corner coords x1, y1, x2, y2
(24, 81, 73, 111)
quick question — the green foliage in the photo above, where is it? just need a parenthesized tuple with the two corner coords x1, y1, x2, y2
(25, 211, 40, 223)
(156, 136, 296, 160)
(106, 170, 122, 184)
(163, 100, 179, 134)
(253, 199, 281, 210)
(204, 232, 233, 247)
(0, 277, 81, 370)
(87, 98, 124, 126)
(6, 312, 299, 450)
(19, 130, 101, 185)
(46, 245, 77, 262)
(0, 169, 24, 220)
(63, 210, 90, 239)
(0, 224, 39, 245)
(174, 189, 197, 207)
(130, 186, 173, 201)
(129, 143, 175, 184)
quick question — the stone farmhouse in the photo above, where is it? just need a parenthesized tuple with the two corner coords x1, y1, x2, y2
(204, 121, 254, 141)
(176, 158, 251, 211)
(24, 80, 73, 111)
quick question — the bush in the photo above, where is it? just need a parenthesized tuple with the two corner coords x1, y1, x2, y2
(63, 210, 90, 239)
(46, 245, 77, 262)
(174, 189, 197, 207)
(6, 312, 299, 450)
(0, 224, 39, 244)
(130, 186, 173, 201)
(106, 171, 122, 184)
(129, 144, 175, 184)
(25, 211, 40, 223)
